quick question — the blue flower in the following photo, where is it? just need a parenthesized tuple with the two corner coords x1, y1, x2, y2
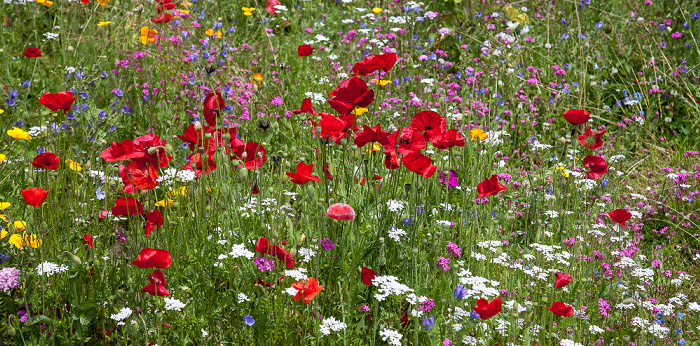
(98, 110, 106, 119)
(454, 284, 468, 299)
(595, 21, 604, 29)
(562, 33, 569, 40)
(601, 179, 608, 188)
(244, 315, 255, 326)
(469, 310, 480, 320)
(96, 187, 106, 200)
(422, 316, 435, 330)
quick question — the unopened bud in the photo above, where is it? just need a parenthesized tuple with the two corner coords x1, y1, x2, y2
(205, 133, 212, 139)
(71, 255, 82, 265)
(194, 121, 203, 131)
(148, 147, 158, 155)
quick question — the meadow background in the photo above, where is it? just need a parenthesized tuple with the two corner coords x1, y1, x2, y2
(0, 0, 699, 344)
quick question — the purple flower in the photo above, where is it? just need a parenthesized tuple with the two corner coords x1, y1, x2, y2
(419, 298, 434, 312)
(254, 257, 275, 273)
(0, 267, 21, 292)
(319, 238, 335, 250)
(244, 315, 255, 326)
(437, 256, 449, 271)
(446, 241, 461, 257)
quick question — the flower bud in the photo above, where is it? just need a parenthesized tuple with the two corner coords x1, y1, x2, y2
(148, 147, 158, 155)
(194, 121, 203, 131)
(71, 254, 81, 265)
(340, 138, 347, 146)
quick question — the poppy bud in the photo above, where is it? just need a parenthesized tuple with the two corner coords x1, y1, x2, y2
(622, 298, 634, 305)
(67, 45, 74, 52)
(340, 138, 347, 146)
(495, 247, 502, 256)
(93, 258, 100, 266)
(28, 178, 34, 185)
(241, 152, 248, 159)
(148, 147, 158, 155)
(622, 336, 630, 342)
(71, 254, 81, 265)
(267, 186, 274, 193)
(231, 159, 240, 166)
(171, 201, 180, 208)
(350, 145, 358, 151)
(164, 144, 173, 155)
(411, 247, 418, 254)
(84, 161, 92, 170)
(315, 126, 322, 133)
(205, 133, 212, 139)
(378, 237, 384, 243)
(289, 248, 297, 257)
(194, 122, 202, 131)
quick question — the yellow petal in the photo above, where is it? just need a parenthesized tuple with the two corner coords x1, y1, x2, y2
(8, 234, 24, 249)
(155, 199, 174, 207)
(0, 229, 7, 240)
(13, 220, 27, 231)
(0, 153, 6, 163)
(372, 7, 382, 14)
(98, 21, 111, 26)
(353, 107, 368, 116)
(140, 26, 150, 36)
(0, 202, 10, 210)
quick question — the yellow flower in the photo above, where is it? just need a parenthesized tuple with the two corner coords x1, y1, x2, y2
(205, 29, 222, 38)
(0, 202, 10, 210)
(97, 21, 111, 26)
(469, 128, 488, 141)
(65, 159, 82, 172)
(24, 233, 41, 248)
(372, 79, 391, 87)
(0, 214, 7, 221)
(0, 153, 6, 163)
(13, 221, 27, 232)
(251, 73, 264, 86)
(0, 109, 4, 115)
(8, 234, 23, 249)
(36, 0, 53, 7)
(139, 26, 158, 45)
(353, 107, 368, 116)
(365, 142, 382, 155)
(372, 8, 382, 14)
(7, 127, 32, 141)
(242, 6, 255, 15)
(155, 199, 175, 207)
(181, 0, 192, 7)
(0, 229, 7, 240)
(96, 0, 108, 5)
(168, 186, 187, 196)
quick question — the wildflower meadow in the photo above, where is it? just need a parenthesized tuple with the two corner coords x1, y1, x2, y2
(1, 0, 700, 344)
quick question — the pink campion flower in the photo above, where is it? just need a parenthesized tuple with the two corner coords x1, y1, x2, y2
(437, 256, 449, 271)
(671, 32, 682, 39)
(446, 241, 461, 257)
(598, 298, 611, 318)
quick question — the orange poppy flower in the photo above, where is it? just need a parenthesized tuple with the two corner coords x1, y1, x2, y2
(140, 26, 158, 45)
(291, 277, 323, 304)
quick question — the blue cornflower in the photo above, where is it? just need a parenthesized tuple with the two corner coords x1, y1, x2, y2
(96, 187, 106, 200)
(595, 21, 604, 29)
(0, 252, 9, 264)
(98, 110, 106, 119)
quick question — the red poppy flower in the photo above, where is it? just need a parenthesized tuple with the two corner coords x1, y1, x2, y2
(577, 127, 606, 150)
(24, 47, 43, 58)
(111, 197, 144, 216)
(145, 210, 164, 237)
(562, 109, 590, 125)
(220, 127, 246, 157)
(609, 209, 632, 226)
(125, 159, 161, 191)
(582, 155, 607, 179)
(555, 272, 572, 289)
(351, 52, 398, 76)
(432, 129, 466, 149)
(547, 302, 573, 317)
(326, 203, 356, 221)
(411, 111, 446, 141)
(202, 91, 225, 127)
(327, 77, 375, 116)
(361, 266, 376, 285)
(131, 248, 172, 269)
(156, 0, 176, 13)
(31, 152, 60, 170)
(291, 277, 323, 303)
(354, 124, 390, 148)
(98, 210, 109, 223)
(21, 188, 48, 208)
(401, 152, 437, 178)
(100, 139, 137, 162)
(237, 142, 266, 169)
(385, 127, 426, 155)
(39, 91, 77, 113)
(84, 235, 93, 249)
(472, 296, 502, 320)
(81, 0, 89, 3)
(266, 0, 280, 14)
(177, 123, 214, 152)
(132, 134, 173, 169)
(252, 184, 259, 194)
(286, 162, 321, 185)
(141, 270, 170, 296)
(311, 113, 349, 144)
(184, 152, 216, 179)
(357, 174, 382, 185)
(297, 44, 315, 57)
(151, 13, 172, 24)
(476, 175, 508, 198)
(292, 98, 316, 115)
(383, 149, 401, 169)
(255, 237, 295, 268)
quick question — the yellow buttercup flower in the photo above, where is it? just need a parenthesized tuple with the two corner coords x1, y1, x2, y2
(7, 127, 32, 141)
(65, 159, 82, 172)
(242, 6, 255, 15)
(156, 199, 175, 207)
(36, 0, 53, 7)
(556, 166, 570, 178)
(372, 8, 382, 14)
(0, 202, 10, 210)
(372, 79, 391, 87)
(97, 21, 111, 26)
(139, 26, 158, 45)
(14, 221, 27, 231)
(469, 128, 488, 141)
(353, 107, 368, 116)
(8, 234, 23, 249)
(0, 153, 6, 163)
